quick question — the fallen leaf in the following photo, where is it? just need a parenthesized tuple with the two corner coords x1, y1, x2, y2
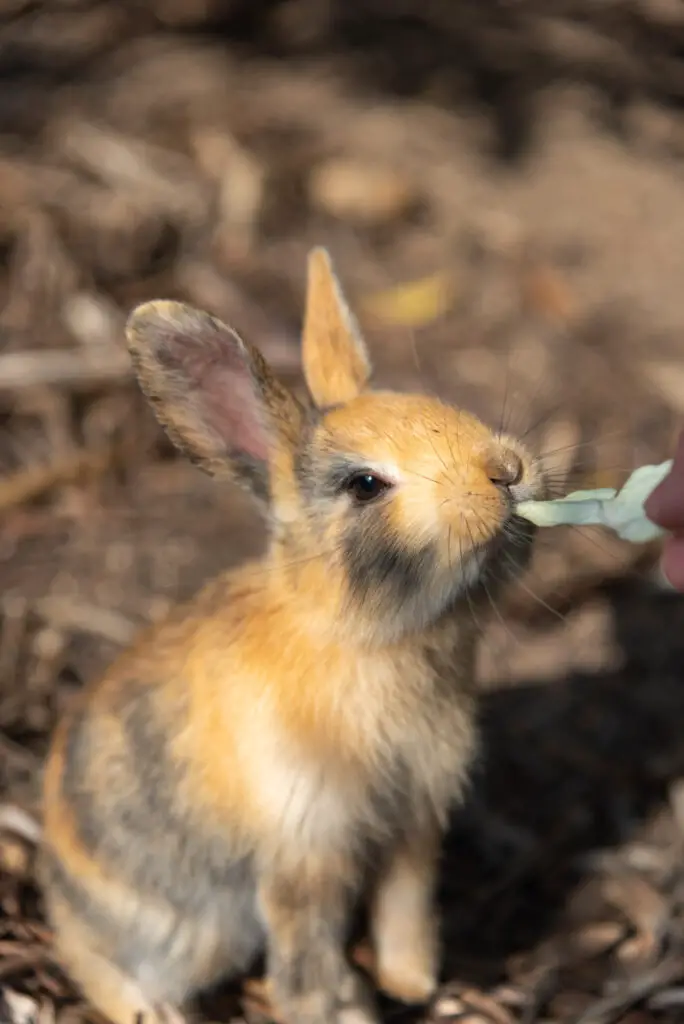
(309, 158, 416, 224)
(567, 921, 626, 958)
(362, 271, 457, 328)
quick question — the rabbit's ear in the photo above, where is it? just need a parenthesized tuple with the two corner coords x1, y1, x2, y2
(302, 247, 372, 408)
(126, 301, 302, 504)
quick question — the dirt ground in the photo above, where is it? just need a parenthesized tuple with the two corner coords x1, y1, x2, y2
(3, 2, 684, 1022)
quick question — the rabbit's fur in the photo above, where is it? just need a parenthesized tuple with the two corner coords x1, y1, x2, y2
(39, 249, 544, 1024)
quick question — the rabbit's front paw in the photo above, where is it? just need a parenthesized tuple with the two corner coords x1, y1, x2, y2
(374, 928, 438, 1005)
(265, 969, 379, 1024)
(377, 962, 438, 1006)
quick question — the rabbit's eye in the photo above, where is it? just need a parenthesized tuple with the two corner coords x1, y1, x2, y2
(347, 473, 391, 504)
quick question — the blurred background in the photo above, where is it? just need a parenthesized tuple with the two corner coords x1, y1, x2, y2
(2, 1, 684, 1021)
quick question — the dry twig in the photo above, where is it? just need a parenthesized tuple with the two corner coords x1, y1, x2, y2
(0, 447, 118, 514)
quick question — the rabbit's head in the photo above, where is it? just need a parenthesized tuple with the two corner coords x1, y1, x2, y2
(126, 249, 544, 642)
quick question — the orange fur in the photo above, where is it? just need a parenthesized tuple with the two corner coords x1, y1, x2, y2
(40, 248, 545, 1024)
(302, 248, 371, 406)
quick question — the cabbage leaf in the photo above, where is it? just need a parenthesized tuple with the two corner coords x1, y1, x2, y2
(516, 460, 673, 543)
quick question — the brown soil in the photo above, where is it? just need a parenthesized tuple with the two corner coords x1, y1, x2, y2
(2, 2, 684, 1022)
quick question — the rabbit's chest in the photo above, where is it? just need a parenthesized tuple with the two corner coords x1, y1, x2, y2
(375, 683, 478, 823)
(328, 676, 476, 839)
(243, 639, 478, 854)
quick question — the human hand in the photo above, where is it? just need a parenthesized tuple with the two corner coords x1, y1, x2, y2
(644, 429, 684, 590)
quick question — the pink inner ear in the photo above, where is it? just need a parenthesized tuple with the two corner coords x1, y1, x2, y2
(204, 368, 270, 462)
(169, 330, 270, 464)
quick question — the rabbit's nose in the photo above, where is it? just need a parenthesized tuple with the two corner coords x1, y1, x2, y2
(486, 448, 523, 489)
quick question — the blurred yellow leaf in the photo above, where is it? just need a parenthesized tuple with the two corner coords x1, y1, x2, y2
(361, 271, 456, 329)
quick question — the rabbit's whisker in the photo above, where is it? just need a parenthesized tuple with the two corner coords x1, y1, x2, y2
(499, 549, 566, 622)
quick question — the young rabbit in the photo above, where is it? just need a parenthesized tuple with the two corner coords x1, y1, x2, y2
(39, 248, 544, 1024)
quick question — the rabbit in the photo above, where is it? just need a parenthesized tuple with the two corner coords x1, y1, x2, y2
(38, 247, 545, 1024)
